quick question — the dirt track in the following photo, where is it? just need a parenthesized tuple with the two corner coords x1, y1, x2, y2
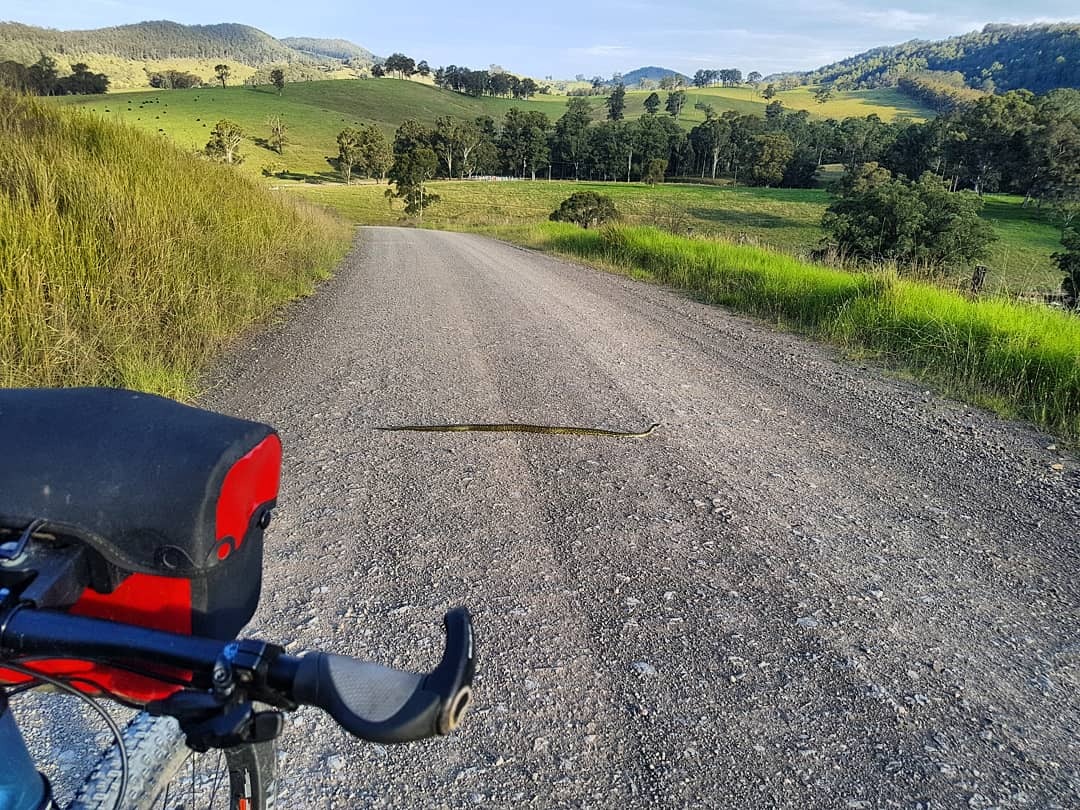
(195, 227, 1078, 808)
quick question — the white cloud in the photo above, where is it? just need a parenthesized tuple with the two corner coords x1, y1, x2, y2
(857, 8, 937, 31)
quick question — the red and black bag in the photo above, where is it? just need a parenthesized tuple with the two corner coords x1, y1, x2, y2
(0, 387, 281, 701)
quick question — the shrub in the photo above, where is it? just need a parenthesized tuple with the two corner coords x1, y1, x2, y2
(550, 191, 619, 229)
(822, 163, 996, 269)
(643, 159, 667, 185)
(1054, 229, 1080, 309)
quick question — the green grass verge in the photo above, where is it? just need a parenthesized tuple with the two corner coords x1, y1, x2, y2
(0, 92, 352, 398)
(290, 179, 1065, 294)
(478, 222, 1080, 441)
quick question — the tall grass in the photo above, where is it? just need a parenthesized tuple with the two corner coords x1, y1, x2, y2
(0, 92, 352, 397)
(484, 222, 1080, 441)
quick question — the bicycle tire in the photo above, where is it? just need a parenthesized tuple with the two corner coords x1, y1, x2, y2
(68, 712, 279, 810)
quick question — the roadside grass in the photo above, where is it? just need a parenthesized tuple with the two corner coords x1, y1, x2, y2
(477, 223, 1080, 441)
(290, 179, 1064, 293)
(0, 92, 352, 397)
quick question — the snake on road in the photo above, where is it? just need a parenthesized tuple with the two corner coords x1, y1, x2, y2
(377, 423, 661, 438)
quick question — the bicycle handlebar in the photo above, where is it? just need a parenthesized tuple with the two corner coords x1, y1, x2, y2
(0, 605, 475, 745)
(293, 608, 475, 743)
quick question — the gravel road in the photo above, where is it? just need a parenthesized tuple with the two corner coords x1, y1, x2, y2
(20, 226, 1080, 808)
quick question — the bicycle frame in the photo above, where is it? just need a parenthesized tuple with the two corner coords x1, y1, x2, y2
(0, 692, 51, 810)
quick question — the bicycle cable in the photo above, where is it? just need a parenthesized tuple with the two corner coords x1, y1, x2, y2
(1, 659, 129, 810)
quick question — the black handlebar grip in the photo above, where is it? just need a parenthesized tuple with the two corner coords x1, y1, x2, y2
(292, 607, 475, 744)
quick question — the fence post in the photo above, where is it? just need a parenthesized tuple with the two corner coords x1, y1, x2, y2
(970, 265, 988, 295)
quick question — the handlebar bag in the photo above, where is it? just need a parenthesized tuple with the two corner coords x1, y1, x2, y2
(0, 388, 281, 700)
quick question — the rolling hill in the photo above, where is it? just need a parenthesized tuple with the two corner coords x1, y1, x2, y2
(0, 21, 375, 89)
(54, 78, 930, 180)
(795, 22, 1080, 94)
(280, 37, 377, 63)
(617, 67, 690, 87)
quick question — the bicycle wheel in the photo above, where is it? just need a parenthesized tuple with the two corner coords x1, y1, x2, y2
(69, 712, 278, 810)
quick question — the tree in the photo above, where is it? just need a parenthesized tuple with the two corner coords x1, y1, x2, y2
(416, 60, 431, 77)
(1053, 229, 1080, 309)
(467, 116, 500, 176)
(644, 158, 667, 184)
(27, 54, 59, 95)
(56, 63, 109, 95)
(337, 128, 363, 184)
(266, 115, 288, 154)
(394, 118, 433, 155)
(517, 78, 539, 99)
(270, 68, 285, 95)
(665, 90, 686, 119)
(489, 72, 513, 97)
(500, 108, 550, 179)
(641, 92, 661, 115)
(761, 83, 777, 100)
(747, 71, 763, 85)
(204, 119, 245, 165)
(587, 121, 634, 181)
(821, 164, 996, 268)
(215, 63, 231, 88)
(550, 191, 618, 228)
(883, 118, 949, 180)
(433, 115, 481, 178)
(690, 116, 732, 179)
(947, 91, 1037, 194)
(813, 85, 834, 104)
(338, 124, 393, 181)
(149, 69, 201, 89)
(607, 84, 626, 121)
(765, 101, 785, 128)
(384, 53, 416, 79)
(552, 97, 593, 180)
(746, 133, 794, 186)
(371, 64, 386, 78)
(360, 125, 394, 180)
(389, 146, 439, 218)
(0, 60, 31, 93)
(1024, 89, 1080, 206)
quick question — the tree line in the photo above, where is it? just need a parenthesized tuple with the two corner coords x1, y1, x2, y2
(432, 65, 542, 99)
(0, 55, 108, 95)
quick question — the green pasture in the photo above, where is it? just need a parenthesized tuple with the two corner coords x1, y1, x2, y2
(618, 85, 930, 124)
(55, 79, 931, 181)
(290, 180, 1064, 293)
(54, 79, 571, 178)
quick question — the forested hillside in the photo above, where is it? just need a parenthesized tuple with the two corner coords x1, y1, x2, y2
(280, 37, 376, 63)
(797, 23, 1080, 94)
(0, 21, 307, 65)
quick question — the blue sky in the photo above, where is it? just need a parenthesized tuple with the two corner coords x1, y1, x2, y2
(5, 1, 1078, 78)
